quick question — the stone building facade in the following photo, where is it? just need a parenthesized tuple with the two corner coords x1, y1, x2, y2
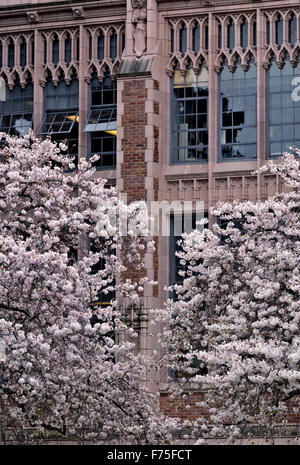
(0, 0, 299, 422)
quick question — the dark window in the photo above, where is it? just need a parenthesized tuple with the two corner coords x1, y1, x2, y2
(289, 14, 297, 47)
(192, 24, 200, 52)
(8, 39, 14, 70)
(266, 20, 270, 45)
(98, 33, 104, 61)
(52, 34, 59, 65)
(179, 23, 187, 54)
(205, 24, 209, 50)
(227, 18, 235, 51)
(20, 38, 26, 69)
(89, 35, 92, 60)
(267, 58, 300, 157)
(253, 21, 257, 47)
(240, 17, 248, 50)
(171, 28, 174, 53)
(85, 73, 117, 170)
(76, 36, 80, 61)
(65, 34, 71, 64)
(0, 80, 33, 136)
(275, 15, 283, 46)
(110, 31, 117, 61)
(0, 42, 3, 68)
(172, 68, 209, 163)
(218, 23, 222, 49)
(31, 39, 34, 66)
(44, 38, 47, 64)
(219, 59, 257, 160)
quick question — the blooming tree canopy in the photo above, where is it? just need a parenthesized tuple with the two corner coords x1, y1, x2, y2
(156, 153, 300, 444)
(0, 133, 173, 444)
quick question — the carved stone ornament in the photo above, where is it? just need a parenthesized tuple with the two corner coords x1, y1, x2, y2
(131, 0, 147, 58)
(72, 7, 85, 18)
(201, 0, 216, 6)
(27, 11, 40, 23)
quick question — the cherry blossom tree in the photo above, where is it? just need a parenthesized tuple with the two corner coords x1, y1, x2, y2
(0, 133, 174, 444)
(156, 152, 300, 444)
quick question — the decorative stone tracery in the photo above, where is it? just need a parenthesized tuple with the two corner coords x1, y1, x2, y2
(214, 13, 257, 73)
(84, 25, 124, 82)
(167, 16, 208, 76)
(0, 33, 34, 89)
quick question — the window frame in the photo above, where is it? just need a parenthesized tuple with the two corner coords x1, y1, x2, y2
(218, 60, 257, 162)
(170, 68, 209, 165)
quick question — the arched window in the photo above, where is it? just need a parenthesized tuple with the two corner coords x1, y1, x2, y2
(20, 37, 26, 69)
(0, 79, 33, 136)
(192, 24, 200, 53)
(8, 38, 14, 69)
(240, 17, 248, 50)
(179, 23, 187, 54)
(219, 59, 257, 160)
(98, 33, 104, 61)
(268, 57, 300, 157)
(65, 33, 71, 64)
(172, 67, 209, 163)
(289, 13, 297, 47)
(52, 34, 59, 65)
(110, 30, 117, 61)
(227, 18, 235, 51)
(275, 15, 283, 46)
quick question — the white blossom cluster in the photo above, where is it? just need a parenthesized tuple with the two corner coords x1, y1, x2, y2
(0, 133, 175, 444)
(154, 152, 300, 444)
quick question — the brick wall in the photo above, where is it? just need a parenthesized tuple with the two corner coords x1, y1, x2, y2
(121, 80, 147, 204)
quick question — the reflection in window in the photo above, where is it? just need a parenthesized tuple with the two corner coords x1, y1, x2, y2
(268, 58, 300, 157)
(85, 73, 117, 169)
(172, 68, 208, 163)
(219, 59, 257, 160)
(0, 79, 33, 136)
